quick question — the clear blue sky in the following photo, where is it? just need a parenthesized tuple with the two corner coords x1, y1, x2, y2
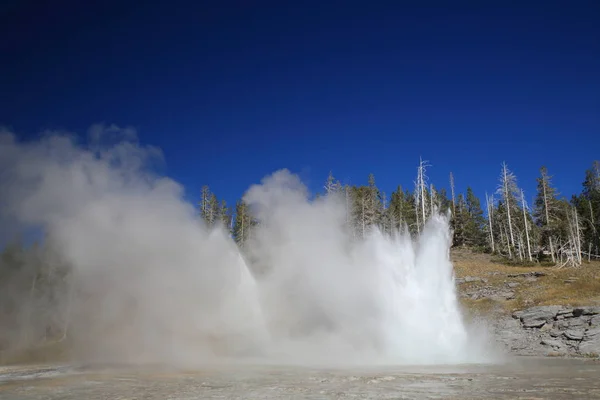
(1, 1, 599, 208)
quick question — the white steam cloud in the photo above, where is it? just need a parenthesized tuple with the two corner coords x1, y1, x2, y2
(0, 125, 495, 366)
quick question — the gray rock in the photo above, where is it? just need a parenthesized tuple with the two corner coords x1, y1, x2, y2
(506, 282, 520, 288)
(541, 338, 565, 349)
(579, 335, 600, 355)
(584, 327, 600, 339)
(520, 306, 562, 328)
(549, 329, 562, 338)
(494, 306, 600, 358)
(540, 323, 552, 332)
(512, 310, 525, 319)
(556, 312, 574, 320)
(489, 291, 515, 301)
(573, 306, 600, 317)
(507, 271, 546, 278)
(523, 319, 547, 329)
(556, 308, 574, 316)
(556, 317, 589, 330)
(563, 329, 585, 341)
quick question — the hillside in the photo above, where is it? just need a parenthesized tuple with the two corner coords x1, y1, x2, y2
(452, 248, 600, 316)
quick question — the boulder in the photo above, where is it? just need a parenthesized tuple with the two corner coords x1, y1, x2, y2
(556, 308, 574, 316)
(489, 291, 515, 301)
(591, 315, 600, 327)
(579, 335, 600, 355)
(563, 329, 585, 341)
(584, 327, 600, 339)
(520, 306, 562, 328)
(555, 317, 589, 330)
(573, 306, 600, 317)
(549, 329, 562, 338)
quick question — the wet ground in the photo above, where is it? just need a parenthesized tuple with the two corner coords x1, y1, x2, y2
(1, 357, 599, 399)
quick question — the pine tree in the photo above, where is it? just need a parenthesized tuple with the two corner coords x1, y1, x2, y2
(436, 188, 451, 215)
(533, 166, 561, 261)
(367, 173, 384, 227)
(401, 188, 418, 235)
(453, 194, 468, 246)
(324, 171, 342, 196)
(379, 191, 394, 236)
(349, 175, 383, 239)
(573, 161, 600, 259)
(199, 185, 211, 224)
(219, 200, 232, 233)
(233, 200, 256, 248)
(207, 193, 220, 227)
(463, 187, 487, 247)
(389, 186, 407, 232)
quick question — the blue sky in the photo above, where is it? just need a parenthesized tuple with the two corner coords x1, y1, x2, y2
(1, 1, 599, 208)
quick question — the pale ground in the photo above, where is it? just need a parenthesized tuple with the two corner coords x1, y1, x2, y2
(1, 357, 600, 399)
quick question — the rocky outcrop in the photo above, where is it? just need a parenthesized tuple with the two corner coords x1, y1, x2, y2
(495, 305, 600, 357)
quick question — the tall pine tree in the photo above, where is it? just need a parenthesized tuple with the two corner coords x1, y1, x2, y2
(463, 187, 487, 247)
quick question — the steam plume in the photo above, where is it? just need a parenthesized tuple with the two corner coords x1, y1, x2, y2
(0, 125, 494, 366)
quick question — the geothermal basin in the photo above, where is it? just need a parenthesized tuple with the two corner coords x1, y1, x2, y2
(1, 357, 600, 399)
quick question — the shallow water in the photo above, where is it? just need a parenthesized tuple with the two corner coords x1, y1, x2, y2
(1, 357, 599, 399)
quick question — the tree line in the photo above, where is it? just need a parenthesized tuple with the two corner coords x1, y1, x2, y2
(201, 159, 600, 268)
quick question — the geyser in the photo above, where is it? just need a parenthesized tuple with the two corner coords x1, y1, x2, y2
(0, 126, 492, 366)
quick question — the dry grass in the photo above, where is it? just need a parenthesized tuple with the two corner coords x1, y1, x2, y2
(0, 339, 71, 366)
(451, 248, 600, 315)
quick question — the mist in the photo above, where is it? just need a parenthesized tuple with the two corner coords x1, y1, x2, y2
(0, 125, 496, 366)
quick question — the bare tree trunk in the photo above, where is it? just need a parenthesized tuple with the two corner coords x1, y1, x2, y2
(419, 159, 427, 225)
(430, 184, 435, 216)
(60, 272, 75, 342)
(517, 234, 524, 261)
(450, 172, 456, 217)
(361, 197, 366, 239)
(566, 207, 583, 267)
(521, 190, 533, 262)
(503, 223, 512, 258)
(345, 186, 351, 232)
(486, 193, 495, 252)
(415, 199, 420, 236)
(414, 174, 421, 236)
(499, 223, 507, 257)
(541, 175, 556, 262)
(502, 163, 516, 256)
(574, 208, 582, 265)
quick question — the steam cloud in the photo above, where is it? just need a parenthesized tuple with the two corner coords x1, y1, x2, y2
(0, 125, 494, 366)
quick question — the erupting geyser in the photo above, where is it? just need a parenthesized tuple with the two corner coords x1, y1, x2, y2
(0, 126, 493, 366)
